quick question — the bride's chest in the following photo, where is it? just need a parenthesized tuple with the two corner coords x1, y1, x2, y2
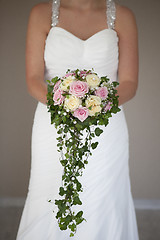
(44, 27, 119, 62)
(54, 6, 109, 41)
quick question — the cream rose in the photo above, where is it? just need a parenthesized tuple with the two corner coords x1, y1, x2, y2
(64, 95, 82, 111)
(60, 76, 75, 91)
(85, 95, 101, 107)
(86, 74, 100, 88)
(88, 105, 102, 116)
(85, 95, 102, 116)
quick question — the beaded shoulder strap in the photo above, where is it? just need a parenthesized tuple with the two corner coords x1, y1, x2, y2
(51, 0, 116, 29)
(106, 0, 116, 30)
(51, 0, 60, 27)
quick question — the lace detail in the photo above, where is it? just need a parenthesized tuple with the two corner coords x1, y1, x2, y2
(51, 0, 60, 27)
(106, 0, 116, 29)
(51, 0, 116, 29)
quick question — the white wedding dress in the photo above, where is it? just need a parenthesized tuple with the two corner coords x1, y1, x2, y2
(16, 0, 139, 239)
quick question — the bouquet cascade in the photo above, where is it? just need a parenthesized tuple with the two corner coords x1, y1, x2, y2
(46, 68, 121, 237)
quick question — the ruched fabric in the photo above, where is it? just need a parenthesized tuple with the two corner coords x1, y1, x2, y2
(16, 26, 139, 240)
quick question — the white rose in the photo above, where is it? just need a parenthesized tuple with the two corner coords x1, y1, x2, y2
(85, 95, 101, 107)
(85, 95, 102, 116)
(60, 76, 75, 91)
(88, 105, 102, 116)
(64, 95, 82, 111)
(86, 74, 100, 88)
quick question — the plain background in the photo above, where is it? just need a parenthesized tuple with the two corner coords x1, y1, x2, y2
(0, 0, 160, 201)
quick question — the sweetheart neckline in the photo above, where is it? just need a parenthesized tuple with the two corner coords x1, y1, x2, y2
(51, 26, 118, 42)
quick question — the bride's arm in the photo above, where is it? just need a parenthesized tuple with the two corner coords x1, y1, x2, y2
(25, 3, 51, 105)
(115, 5, 139, 106)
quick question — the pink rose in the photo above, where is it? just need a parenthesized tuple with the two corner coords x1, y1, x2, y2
(69, 81, 89, 98)
(95, 87, 108, 100)
(104, 102, 112, 112)
(73, 107, 89, 122)
(53, 80, 61, 92)
(53, 89, 65, 105)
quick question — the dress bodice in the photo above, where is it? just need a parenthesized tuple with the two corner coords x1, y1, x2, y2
(44, 0, 119, 83)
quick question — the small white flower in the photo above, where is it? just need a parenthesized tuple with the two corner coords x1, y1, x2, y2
(90, 87, 94, 91)
(58, 111, 61, 114)
(64, 112, 67, 116)
(73, 120, 77, 124)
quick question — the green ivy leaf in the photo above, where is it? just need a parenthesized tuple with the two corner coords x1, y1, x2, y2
(69, 223, 76, 232)
(98, 119, 104, 125)
(76, 211, 83, 218)
(47, 84, 54, 93)
(65, 153, 70, 158)
(65, 214, 72, 223)
(73, 196, 82, 205)
(60, 160, 68, 166)
(59, 187, 65, 196)
(76, 217, 84, 225)
(70, 232, 74, 237)
(95, 127, 103, 136)
(75, 123, 82, 130)
(112, 81, 119, 87)
(59, 223, 67, 230)
(91, 142, 99, 149)
(51, 76, 59, 84)
(76, 181, 82, 191)
(111, 106, 119, 113)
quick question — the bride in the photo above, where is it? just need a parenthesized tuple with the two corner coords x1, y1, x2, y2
(16, 0, 139, 239)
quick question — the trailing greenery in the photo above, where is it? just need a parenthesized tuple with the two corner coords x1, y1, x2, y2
(46, 68, 120, 237)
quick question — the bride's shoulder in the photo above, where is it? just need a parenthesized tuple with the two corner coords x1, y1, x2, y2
(115, 3, 136, 22)
(114, 3, 138, 35)
(28, 2, 52, 31)
(29, 2, 51, 15)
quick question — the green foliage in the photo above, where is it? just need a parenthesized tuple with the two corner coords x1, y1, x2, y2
(91, 142, 99, 149)
(95, 127, 103, 136)
(46, 69, 121, 237)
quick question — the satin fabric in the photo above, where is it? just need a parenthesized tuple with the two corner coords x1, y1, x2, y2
(16, 26, 139, 239)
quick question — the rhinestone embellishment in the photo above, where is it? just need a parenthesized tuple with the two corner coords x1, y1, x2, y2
(106, 0, 116, 29)
(51, 0, 60, 27)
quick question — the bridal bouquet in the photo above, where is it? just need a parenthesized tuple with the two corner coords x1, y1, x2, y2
(46, 68, 120, 237)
